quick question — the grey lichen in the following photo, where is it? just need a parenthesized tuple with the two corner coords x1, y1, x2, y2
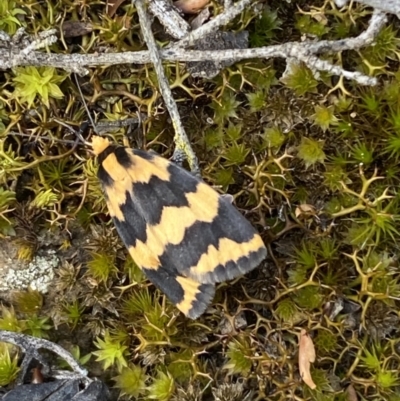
(0, 250, 59, 294)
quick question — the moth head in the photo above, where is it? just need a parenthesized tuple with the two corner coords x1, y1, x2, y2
(91, 135, 112, 155)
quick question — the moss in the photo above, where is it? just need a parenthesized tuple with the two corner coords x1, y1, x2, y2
(297, 137, 326, 168)
(113, 365, 148, 397)
(224, 336, 253, 376)
(0, 345, 19, 386)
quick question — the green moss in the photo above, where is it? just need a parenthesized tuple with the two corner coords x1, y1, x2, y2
(31, 189, 59, 209)
(114, 365, 148, 397)
(323, 166, 349, 192)
(249, 8, 282, 47)
(63, 300, 85, 328)
(87, 252, 118, 283)
(0, 345, 19, 386)
(295, 14, 330, 37)
(93, 330, 129, 371)
(246, 90, 266, 112)
(287, 265, 309, 286)
(148, 371, 175, 401)
(376, 370, 399, 390)
(384, 130, 400, 160)
(314, 330, 338, 353)
(167, 350, 193, 383)
(212, 168, 234, 189)
(0, 188, 15, 213)
(295, 242, 317, 269)
(297, 137, 325, 168)
(222, 142, 250, 166)
(12, 288, 43, 315)
(281, 63, 318, 95)
(203, 128, 224, 150)
(275, 298, 298, 322)
(262, 126, 285, 149)
(12, 67, 66, 107)
(224, 337, 253, 376)
(0, 306, 24, 332)
(121, 288, 154, 317)
(24, 315, 52, 338)
(123, 258, 146, 283)
(120, 289, 174, 341)
(311, 105, 338, 132)
(293, 286, 323, 310)
(302, 368, 333, 396)
(211, 92, 240, 124)
(349, 142, 374, 165)
(0, 1, 26, 34)
(317, 238, 338, 261)
(362, 25, 400, 63)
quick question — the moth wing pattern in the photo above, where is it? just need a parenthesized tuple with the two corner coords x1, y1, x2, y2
(92, 136, 267, 319)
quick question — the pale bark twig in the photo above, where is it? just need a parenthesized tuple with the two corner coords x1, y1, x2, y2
(172, 0, 253, 48)
(0, 330, 88, 385)
(134, 0, 199, 173)
(148, 0, 190, 39)
(335, 0, 400, 15)
(0, 10, 387, 88)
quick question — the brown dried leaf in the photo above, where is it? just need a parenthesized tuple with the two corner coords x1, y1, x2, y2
(174, 0, 210, 14)
(299, 329, 316, 389)
(295, 203, 316, 218)
(107, 0, 126, 17)
(346, 384, 358, 401)
(61, 21, 93, 38)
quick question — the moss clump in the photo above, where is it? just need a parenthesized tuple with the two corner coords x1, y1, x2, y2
(0, 344, 19, 386)
(114, 365, 148, 398)
(12, 67, 66, 107)
(93, 330, 129, 372)
(12, 288, 43, 315)
(148, 371, 175, 401)
(224, 337, 253, 376)
(87, 252, 118, 283)
(297, 137, 326, 168)
(281, 63, 318, 95)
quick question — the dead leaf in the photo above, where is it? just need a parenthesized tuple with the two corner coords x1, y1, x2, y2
(107, 0, 126, 17)
(346, 384, 358, 401)
(61, 21, 93, 38)
(174, 0, 210, 14)
(295, 203, 316, 218)
(31, 367, 44, 384)
(299, 329, 316, 389)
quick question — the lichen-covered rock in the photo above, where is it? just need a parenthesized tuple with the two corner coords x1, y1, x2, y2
(0, 240, 59, 296)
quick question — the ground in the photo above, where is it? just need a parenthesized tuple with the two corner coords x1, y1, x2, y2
(0, 0, 400, 400)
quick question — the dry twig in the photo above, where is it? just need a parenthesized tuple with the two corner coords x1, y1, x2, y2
(0, 11, 387, 88)
(148, 0, 190, 39)
(134, 0, 199, 173)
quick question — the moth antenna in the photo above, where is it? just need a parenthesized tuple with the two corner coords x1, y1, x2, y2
(74, 73, 99, 135)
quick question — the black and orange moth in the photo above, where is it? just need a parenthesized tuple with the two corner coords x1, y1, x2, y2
(92, 136, 267, 319)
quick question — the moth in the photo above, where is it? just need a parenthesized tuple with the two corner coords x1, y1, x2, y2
(92, 136, 267, 319)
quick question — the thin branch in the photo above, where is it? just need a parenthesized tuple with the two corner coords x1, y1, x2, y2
(134, 0, 199, 173)
(0, 331, 88, 379)
(0, 10, 386, 87)
(304, 10, 387, 54)
(172, 0, 254, 48)
(148, 0, 190, 39)
(335, 0, 400, 15)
